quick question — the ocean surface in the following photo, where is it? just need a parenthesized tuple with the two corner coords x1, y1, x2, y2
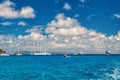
(0, 55, 120, 80)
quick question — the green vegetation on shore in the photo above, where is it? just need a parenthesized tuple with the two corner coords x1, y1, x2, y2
(0, 48, 6, 54)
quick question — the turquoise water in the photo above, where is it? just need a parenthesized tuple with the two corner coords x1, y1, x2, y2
(0, 55, 120, 80)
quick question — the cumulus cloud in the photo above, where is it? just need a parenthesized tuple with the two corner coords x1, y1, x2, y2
(25, 25, 44, 33)
(20, 6, 35, 18)
(45, 13, 107, 53)
(0, 21, 12, 26)
(17, 32, 46, 52)
(18, 21, 27, 26)
(18, 32, 45, 41)
(63, 3, 71, 10)
(46, 13, 88, 36)
(0, 13, 120, 54)
(0, 0, 35, 19)
(114, 14, 120, 19)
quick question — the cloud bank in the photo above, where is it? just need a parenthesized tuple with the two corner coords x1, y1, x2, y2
(0, 13, 120, 54)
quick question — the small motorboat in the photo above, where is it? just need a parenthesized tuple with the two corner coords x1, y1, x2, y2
(105, 50, 111, 55)
(64, 54, 69, 58)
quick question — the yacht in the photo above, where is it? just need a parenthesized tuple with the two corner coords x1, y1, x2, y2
(33, 38, 51, 56)
(33, 52, 51, 55)
(16, 53, 22, 56)
(0, 48, 10, 56)
(0, 53, 10, 56)
(15, 51, 23, 56)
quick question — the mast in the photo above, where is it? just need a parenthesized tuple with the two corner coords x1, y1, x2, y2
(44, 36, 47, 53)
(39, 40, 41, 52)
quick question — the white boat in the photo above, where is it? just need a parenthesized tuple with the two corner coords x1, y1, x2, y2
(15, 51, 23, 56)
(0, 48, 9, 56)
(0, 53, 10, 56)
(16, 53, 22, 56)
(33, 52, 51, 55)
(33, 37, 51, 56)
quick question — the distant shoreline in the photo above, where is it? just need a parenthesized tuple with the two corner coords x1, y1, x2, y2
(1, 54, 120, 57)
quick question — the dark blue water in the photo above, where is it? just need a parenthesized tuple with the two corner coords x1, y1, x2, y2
(0, 55, 120, 80)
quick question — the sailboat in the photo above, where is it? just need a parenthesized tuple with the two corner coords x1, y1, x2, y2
(14, 41, 23, 56)
(33, 39, 51, 56)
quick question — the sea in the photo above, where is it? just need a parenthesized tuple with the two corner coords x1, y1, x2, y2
(0, 55, 120, 80)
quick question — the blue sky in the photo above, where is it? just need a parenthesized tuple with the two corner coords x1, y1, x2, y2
(0, 0, 120, 54)
(0, 0, 120, 36)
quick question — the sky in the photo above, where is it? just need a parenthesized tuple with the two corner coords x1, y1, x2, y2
(0, 0, 120, 54)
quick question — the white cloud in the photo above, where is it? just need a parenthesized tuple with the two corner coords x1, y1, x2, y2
(0, 0, 35, 19)
(0, 13, 120, 54)
(25, 25, 44, 33)
(63, 3, 71, 10)
(20, 6, 35, 18)
(114, 14, 120, 19)
(74, 14, 79, 18)
(45, 13, 107, 53)
(18, 32, 45, 41)
(18, 21, 27, 26)
(1, 21, 12, 26)
(46, 13, 88, 36)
